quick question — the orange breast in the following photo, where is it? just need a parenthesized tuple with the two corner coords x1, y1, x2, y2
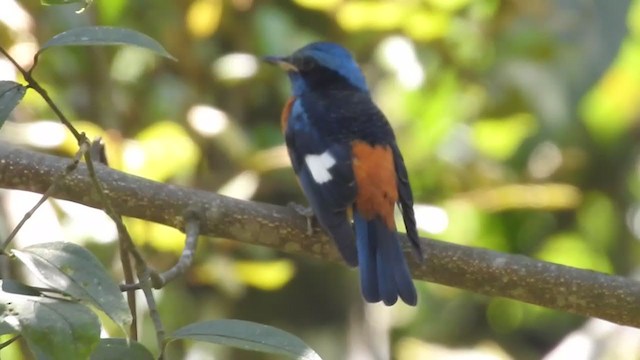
(351, 140, 398, 229)
(280, 96, 296, 133)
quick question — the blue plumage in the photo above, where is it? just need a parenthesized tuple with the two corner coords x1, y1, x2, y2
(290, 42, 368, 92)
(265, 42, 422, 306)
(354, 211, 417, 306)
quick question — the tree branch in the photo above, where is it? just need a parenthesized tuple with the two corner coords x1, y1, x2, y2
(1, 141, 640, 327)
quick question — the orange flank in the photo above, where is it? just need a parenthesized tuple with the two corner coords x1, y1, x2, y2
(351, 140, 398, 229)
(280, 96, 296, 133)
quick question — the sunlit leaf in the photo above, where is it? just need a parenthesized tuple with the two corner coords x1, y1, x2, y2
(124, 218, 185, 252)
(59, 120, 107, 157)
(12, 242, 132, 331)
(337, 1, 408, 31)
(0, 81, 26, 127)
(38, 26, 176, 60)
(536, 232, 613, 273)
(96, 0, 127, 24)
(168, 320, 322, 360)
(293, 0, 340, 11)
(0, 286, 100, 360)
(487, 298, 524, 333)
(186, 0, 223, 38)
(472, 113, 537, 160)
(425, 0, 471, 12)
(404, 10, 451, 41)
(461, 184, 581, 211)
(217, 170, 260, 200)
(235, 260, 295, 290)
(577, 192, 618, 251)
(440, 200, 483, 247)
(441, 199, 510, 251)
(125, 121, 200, 182)
(90, 339, 154, 360)
(580, 39, 640, 145)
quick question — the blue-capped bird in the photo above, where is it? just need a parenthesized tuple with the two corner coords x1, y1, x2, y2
(265, 42, 423, 306)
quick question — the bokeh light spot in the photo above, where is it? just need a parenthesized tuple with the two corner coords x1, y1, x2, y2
(187, 104, 229, 137)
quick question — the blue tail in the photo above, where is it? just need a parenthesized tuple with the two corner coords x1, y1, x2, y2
(353, 211, 417, 306)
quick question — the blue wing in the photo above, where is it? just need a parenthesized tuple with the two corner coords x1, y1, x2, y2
(283, 92, 421, 305)
(285, 99, 358, 266)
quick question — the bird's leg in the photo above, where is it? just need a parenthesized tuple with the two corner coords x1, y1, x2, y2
(287, 202, 315, 235)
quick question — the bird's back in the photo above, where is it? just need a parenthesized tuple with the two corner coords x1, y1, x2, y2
(294, 90, 395, 147)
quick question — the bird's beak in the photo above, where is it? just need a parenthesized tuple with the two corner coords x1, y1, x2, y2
(263, 56, 299, 72)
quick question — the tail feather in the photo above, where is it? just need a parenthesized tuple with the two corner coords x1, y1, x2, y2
(391, 144, 423, 261)
(354, 212, 380, 302)
(354, 211, 417, 306)
(389, 233, 417, 305)
(376, 232, 398, 305)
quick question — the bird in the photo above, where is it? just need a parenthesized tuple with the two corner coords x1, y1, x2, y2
(264, 42, 423, 306)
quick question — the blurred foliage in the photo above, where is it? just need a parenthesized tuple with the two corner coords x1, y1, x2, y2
(2, 0, 640, 359)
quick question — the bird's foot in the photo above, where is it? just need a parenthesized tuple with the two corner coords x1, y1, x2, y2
(287, 202, 315, 235)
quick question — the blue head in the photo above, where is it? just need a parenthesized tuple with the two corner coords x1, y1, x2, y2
(264, 42, 369, 96)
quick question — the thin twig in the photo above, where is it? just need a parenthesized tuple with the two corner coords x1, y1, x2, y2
(120, 209, 202, 291)
(119, 238, 137, 341)
(0, 47, 23, 75)
(113, 210, 200, 354)
(109, 207, 166, 354)
(29, 51, 41, 77)
(0, 46, 82, 142)
(0, 335, 21, 350)
(2, 44, 160, 345)
(138, 268, 165, 359)
(1, 142, 89, 250)
(85, 146, 164, 346)
(158, 209, 201, 286)
(83, 143, 147, 340)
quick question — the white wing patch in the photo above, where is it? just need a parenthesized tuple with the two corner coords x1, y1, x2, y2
(305, 151, 336, 184)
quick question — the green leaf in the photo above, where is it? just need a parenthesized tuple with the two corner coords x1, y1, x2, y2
(0, 296, 18, 335)
(95, 0, 127, 24)
(168, 319, 322, 360)
(0, 81, 26, 127)
(12, 242, 132, 331)
(41, 0, 85, 4)
(0, 287, 100, 360)
(1, 279, 42, 297)
(536, 232, 613, 273)
(90, 339, 153, 360)
(471, 113, 537, 160)
(38, 26, 176, 60)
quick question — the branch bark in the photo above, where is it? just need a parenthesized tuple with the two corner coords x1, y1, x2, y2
(1, 141, 639, 327)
